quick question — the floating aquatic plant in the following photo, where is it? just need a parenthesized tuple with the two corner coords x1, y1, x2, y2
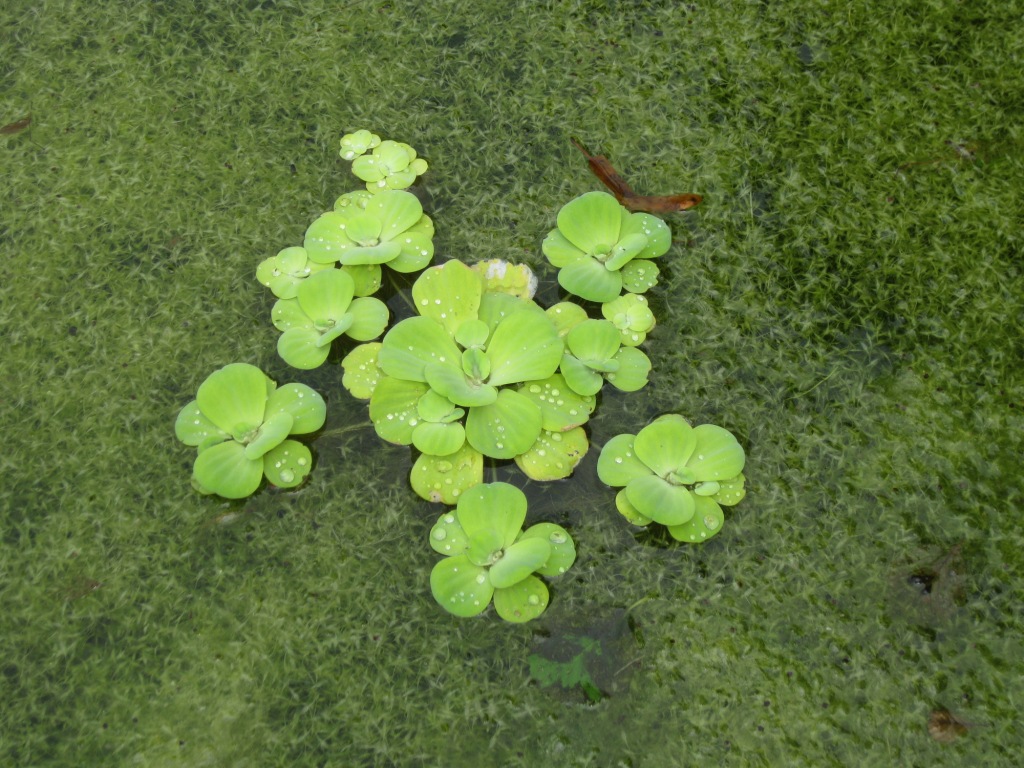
(601, 293, 655, 347)
(542, 190, 671, 303)
(303, 189, 434, 274)
(343, 260, 596, 501)
(272, 269, 389, 370)
(351, 139, 428, 192)
(339, 129, 381, 161)
(550, 313, 652, 396)
(174, 363, 326, 499)
(597, 414, 746, 542)
(429, 482, 576, 622)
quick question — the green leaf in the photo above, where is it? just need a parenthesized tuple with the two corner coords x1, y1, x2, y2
(485, 308, 563, 387)
(262, 439, 313, 488)
(424, 361, 498, 407)
(264, 382, 327, 434)
(378, 316, 462, 382)
(667, 495, 726, 543)
(411, 443, 484, 504)
(296, 269, 355, 323)
(687, 424, 746, 481)
(625, 475, 695, 526)
(559, 354, 604, 397)
(489, 538, 552, 589)
(566, 319, 621, 367)
(514, 427, 589, 481)
(614, 488, 653, 526)
(555, 191, 623, 254)
(278, 327, 330, 369)
(620, 259, 659, 293)
(369, 376, 429, 444)
(633, 414, 696, 477)
(346, 297, 389, 341)
(195, 363, 270, 435)
(541, 227, 586, 268)
(622, 212, 672, 260)
(270, 297, 313, 332)
(411, 420, 466, 456)
(303, 211, 352, 264)
(429, 510, 469, 556)
(493, 575, 549, 623)
(368, 189, 424, 241)
(605, 346, 651, 392)
(465, 389, 543, 459)
(411, 260, 483, 336)
(596, 433, 651, 487)
(456, 482, 526, 547)
(430, 555, 493, 618)
(388, 230, 434, 273)
(558, 257, 623, 303)
(714, 473, 747, 507)
(193, 440, 263, 499)
(243, 410, 294, 460)
(520, 523, 576, 577)
(341, 342, 382, 400)
(517, 374, 595, 432)
(175, 399, 228, 447)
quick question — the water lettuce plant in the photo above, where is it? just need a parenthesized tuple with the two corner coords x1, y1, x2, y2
(271, 269, 389, 369)
(303, 189, 435, 274)
(428, 482, 576, 623)
(343, 259, 598, 501)
(542, 190, 671, 303)
(597, 414, 746, 542)
(175, 363, 326, 499)
(349, 137, 428, 192)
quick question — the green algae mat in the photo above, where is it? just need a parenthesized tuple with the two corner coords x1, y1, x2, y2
(2, 0, 1022, 765)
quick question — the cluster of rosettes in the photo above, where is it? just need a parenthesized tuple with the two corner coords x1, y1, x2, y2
(176, 128, 748, 624)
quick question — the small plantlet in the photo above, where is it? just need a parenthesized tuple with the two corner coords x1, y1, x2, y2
(428, 482, 576, 623)
(597, 414, 746, 542)
(175, 363, 326, 498)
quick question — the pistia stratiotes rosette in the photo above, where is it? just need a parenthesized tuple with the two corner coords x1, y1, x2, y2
(340, 260, 596, 502)
(542, 190, 671, 303)
(271, 269, 389, 370)
(429, 482, 576, 622)
(597, 414, 746, 543)
(174, 363, 326, 499)
(303, 189, 435, 276)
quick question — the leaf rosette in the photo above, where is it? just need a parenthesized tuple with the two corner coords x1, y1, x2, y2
(542, 191, 671, 303)
(596, 414, 746, 542)
(428, 483, 576, 622)
(174, 363, 326, 499)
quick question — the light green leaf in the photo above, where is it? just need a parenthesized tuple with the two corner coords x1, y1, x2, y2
(489, 538, 552, 589)
(378, 316, 462, 382)
(493, 575, 549, 623)
(633, 414, 695, 477)
(430, 556, 493, 618)
(193, 440, 263, 499)
(195, 363, 270, 435)
(521, 523, 576, 577)
(243, 410, 294, 460)
(620, 259, 660, 294)
(625, 475, 695, 526)
(541, 228, 586, 268)
(429, 510, 469, 556)
(369, 376, 429, 444)
(517, 374, 595, 432)
(296, 269, 355, 323)
(424, 362, 498, 407)
(456, 482, 526, 547)
(485, 308, 563, 387)
(514, 427, 588, 481)
(558, 257, 623, 304)
(555, 191, 623, 254)
(410, 443, 483, 504)
(175, 400, 228, 447)
(559, 354, 604, 397)
(687, 424, 746, 481)
(411, 260, 483, 336)
(346, 297, 389, 341)
(411, 420, 466, 456)
(667, 495, 726, 543)
(262, 439, 313, 488)
(605, 346, 651, 392)
(265, 383, 327, 434)
(465, 389, 543, 459)
(278, 327, 330, 369)
(596, 433, 652, 487)
(341, 342, 382, 400)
